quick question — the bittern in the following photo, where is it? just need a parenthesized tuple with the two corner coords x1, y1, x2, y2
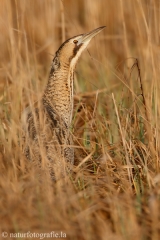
(22, 26, 105, 179)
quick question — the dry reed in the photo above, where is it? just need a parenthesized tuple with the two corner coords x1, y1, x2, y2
(0, 1, 160, 239)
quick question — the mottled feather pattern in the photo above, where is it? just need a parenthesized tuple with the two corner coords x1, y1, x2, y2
(22, 101, 73, 179)
(22, 27, 105, 180)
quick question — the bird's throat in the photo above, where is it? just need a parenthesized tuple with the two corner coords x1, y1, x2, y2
(43, 67, 74, 127)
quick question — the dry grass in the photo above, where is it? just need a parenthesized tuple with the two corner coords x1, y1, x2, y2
(0, 0, 160, 239)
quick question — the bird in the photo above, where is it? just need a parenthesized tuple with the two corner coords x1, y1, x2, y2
(22, 26, 105, 179)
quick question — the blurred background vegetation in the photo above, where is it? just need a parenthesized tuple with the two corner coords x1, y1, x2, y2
(0, 1, 160, 239)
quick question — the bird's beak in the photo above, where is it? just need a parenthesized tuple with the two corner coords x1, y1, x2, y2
(77, 26, 106, 46)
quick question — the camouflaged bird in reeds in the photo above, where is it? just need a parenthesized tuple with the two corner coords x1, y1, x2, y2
(22, 26, 105, 179)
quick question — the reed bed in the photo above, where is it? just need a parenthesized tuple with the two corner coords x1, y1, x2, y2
(0, 1, 160, 239)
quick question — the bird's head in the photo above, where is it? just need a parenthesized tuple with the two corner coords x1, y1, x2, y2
(52, 26, 106, 71)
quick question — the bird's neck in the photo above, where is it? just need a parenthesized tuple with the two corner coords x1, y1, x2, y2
(42, 65, 75, 127)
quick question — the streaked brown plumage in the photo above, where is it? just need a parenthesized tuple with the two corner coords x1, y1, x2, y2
(22, 26, 105, 179)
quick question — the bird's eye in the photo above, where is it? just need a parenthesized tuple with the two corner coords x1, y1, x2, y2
(73, 40, 78, 44)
